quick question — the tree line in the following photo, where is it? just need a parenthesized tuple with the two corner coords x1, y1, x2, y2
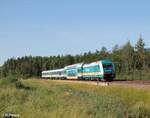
(1, 36, 150, 80)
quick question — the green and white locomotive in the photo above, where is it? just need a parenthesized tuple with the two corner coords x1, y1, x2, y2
(42, 60, 115, 81)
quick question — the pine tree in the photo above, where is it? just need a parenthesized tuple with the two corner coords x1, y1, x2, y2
(135, 35, 145, 69)
(120, 41, 134, 73)
(100, 46, 109, 59)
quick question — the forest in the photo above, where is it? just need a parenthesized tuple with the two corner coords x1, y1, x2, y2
(1, 36, 150, 80)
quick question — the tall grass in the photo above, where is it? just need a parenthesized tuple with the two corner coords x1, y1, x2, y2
(0, 78, 150, 118)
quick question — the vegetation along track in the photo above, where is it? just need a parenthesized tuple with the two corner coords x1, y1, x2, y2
(41, 79, 150, 89)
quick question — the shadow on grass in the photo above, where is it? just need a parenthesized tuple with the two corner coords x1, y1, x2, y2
(0, 76, 35, 91)
(15, 81, 34, 90)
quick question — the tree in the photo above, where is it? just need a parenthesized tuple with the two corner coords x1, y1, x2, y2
(135, 35, 145, 69)
(120, 41, 134, 73)
(100, 46, 109, 59)
(135, 35, 145, 53)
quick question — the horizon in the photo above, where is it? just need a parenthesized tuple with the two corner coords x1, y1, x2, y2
(1, 0, 150, 65)
(1, 39, 149, 65)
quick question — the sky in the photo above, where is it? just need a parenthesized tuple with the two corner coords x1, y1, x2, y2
(0, 0, 150, 65)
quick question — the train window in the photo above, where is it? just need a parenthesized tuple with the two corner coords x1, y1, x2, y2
(83, 65, 100, 72)
(103, 64, 112, 68)
(67, 69, 77, 75)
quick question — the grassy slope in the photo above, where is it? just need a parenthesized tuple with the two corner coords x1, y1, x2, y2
(0, 78, 150, 118)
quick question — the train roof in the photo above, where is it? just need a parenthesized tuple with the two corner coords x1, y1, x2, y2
(64, 63, 83, 69)
(83, 60, 113, 67)
(101, 59, 112, 64)
(83, 61, 100, 67)
(42, 68, 65, 73)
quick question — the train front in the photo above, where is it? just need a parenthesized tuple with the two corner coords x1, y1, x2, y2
(101, 60, 115, 81)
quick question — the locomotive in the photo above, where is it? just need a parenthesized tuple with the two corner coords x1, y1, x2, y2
(42, 60, 115, 81)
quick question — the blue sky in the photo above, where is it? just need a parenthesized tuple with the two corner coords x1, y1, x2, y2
(0, 0, 150, 65)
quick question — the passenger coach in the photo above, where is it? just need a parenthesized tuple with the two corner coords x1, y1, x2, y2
(42, 68, 66, 79)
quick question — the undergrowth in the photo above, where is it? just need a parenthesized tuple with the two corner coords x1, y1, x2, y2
(0, 78, 150, 118)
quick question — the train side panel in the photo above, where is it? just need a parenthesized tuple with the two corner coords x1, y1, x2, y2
(81, 61, 102, 80)
(65, 63, 83, 79)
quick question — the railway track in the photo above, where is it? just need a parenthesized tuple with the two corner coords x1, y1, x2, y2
(43, 79, 150, 89)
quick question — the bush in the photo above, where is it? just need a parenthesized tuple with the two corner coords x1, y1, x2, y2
(0, 75, 31, 91)
(0, 76, 18, 86)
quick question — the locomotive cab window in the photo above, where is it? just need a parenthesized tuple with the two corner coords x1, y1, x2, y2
(102, 64, 112, 68)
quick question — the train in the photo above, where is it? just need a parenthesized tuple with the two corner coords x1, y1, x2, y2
(42, 59, 115, 81)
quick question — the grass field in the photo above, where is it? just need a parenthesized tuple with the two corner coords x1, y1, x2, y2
(0, 77, 150, 118)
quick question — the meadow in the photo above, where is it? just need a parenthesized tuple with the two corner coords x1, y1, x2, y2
(0, 76, 150, 118)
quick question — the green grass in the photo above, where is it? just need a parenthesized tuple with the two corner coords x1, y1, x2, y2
(0, 78, 150, 118)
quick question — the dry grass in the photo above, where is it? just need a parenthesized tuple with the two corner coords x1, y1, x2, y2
(0, 78, 150, 118)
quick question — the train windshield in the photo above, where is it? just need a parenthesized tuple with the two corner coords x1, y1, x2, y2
(102, 64, 113, 69)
